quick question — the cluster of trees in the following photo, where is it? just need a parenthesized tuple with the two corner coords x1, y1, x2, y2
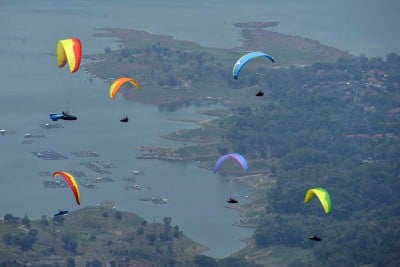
(62, 235, 78, 253)
(3, 213, 22, 226)
(218, 54, 400, 265)
(194, 255, 264, 267)
(2, 229, 38, 250)
(2, 214, 38, 250)
(107, 217, 185, 266)
(103, 43, 232, 89)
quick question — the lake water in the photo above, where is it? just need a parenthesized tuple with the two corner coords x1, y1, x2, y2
(0, 0, 398, 258)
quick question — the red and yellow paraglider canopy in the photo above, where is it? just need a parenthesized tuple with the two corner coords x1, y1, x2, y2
(56, 38, 82, 73)
(52, 171, 81, 205)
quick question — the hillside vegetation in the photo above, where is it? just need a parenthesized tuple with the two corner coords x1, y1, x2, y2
(0, 207, 207, 266)
(171, 54, 400, 266)
(78, 24, 400, 266)
(0, 24, 400, 266)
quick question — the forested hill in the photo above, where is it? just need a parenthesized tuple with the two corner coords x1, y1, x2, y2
(1, 207, 264, 267)
(86, 26, 399, 265)
(219, 54, 400, 266)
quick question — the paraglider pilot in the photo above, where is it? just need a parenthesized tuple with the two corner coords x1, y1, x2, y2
(54, 210, 69, 216)
(226, 197, 239, 204)
(255, 90, 264, 97)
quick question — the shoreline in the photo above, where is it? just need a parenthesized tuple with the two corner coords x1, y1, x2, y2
(84, 23, 351, 107)
(82, 22, 352, 258)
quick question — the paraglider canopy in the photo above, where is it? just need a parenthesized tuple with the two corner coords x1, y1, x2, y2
(304, 188, 331, 214)
(232, 51, 275, 80)
(56, 38, 82, 73)
(213, 153, 248, 173)
(109, 77, 141, 99)
(52, 171, 81, 205)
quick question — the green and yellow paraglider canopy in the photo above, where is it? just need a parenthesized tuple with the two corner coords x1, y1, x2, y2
(304, 188, 331, 214)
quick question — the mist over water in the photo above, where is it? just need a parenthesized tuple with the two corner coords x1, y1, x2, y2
(1, 0, 398, 258)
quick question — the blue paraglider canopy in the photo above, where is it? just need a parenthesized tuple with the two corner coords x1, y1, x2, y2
(232, 51, 275, 79)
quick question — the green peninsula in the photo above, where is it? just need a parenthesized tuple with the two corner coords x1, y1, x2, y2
(84, 22, 351, 107)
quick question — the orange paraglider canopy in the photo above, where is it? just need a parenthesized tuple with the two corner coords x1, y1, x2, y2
(109, 77, 141, 99)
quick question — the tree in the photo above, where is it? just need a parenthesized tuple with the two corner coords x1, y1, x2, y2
(115, 210, 122, 220)
(173, 225, 180, 238)
(86, 260, 102, 267)
(41, 215, 49, 227)
(194, 255, 218, 267)
(217, 146, 229, 155)
(66, 258, 76, 267)
(62, 235, 78, 253)
(159, 231, 172, 242)
(28, 229, 38, 238)
(162, 217, 172, 229)
(53, 215, 65, 225)
(14, 232, 37, 250)
(136, 227, 144, 235)
(2, 233, 12, 246)
(145, 233, 157, 245)
(120, 48, 130, 58)
(166, 244, 174, 256)
(219, 257, 262, 267)
(4, 213, 13, 222)
(4, 213, 18, 225)
(104, 47, 111, 54)
(22, 215, 30, 228)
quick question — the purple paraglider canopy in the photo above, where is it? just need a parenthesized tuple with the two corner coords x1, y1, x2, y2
(213, 153, 249, 173)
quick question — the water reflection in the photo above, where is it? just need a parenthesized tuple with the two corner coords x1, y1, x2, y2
(158, 98, 222, 112)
